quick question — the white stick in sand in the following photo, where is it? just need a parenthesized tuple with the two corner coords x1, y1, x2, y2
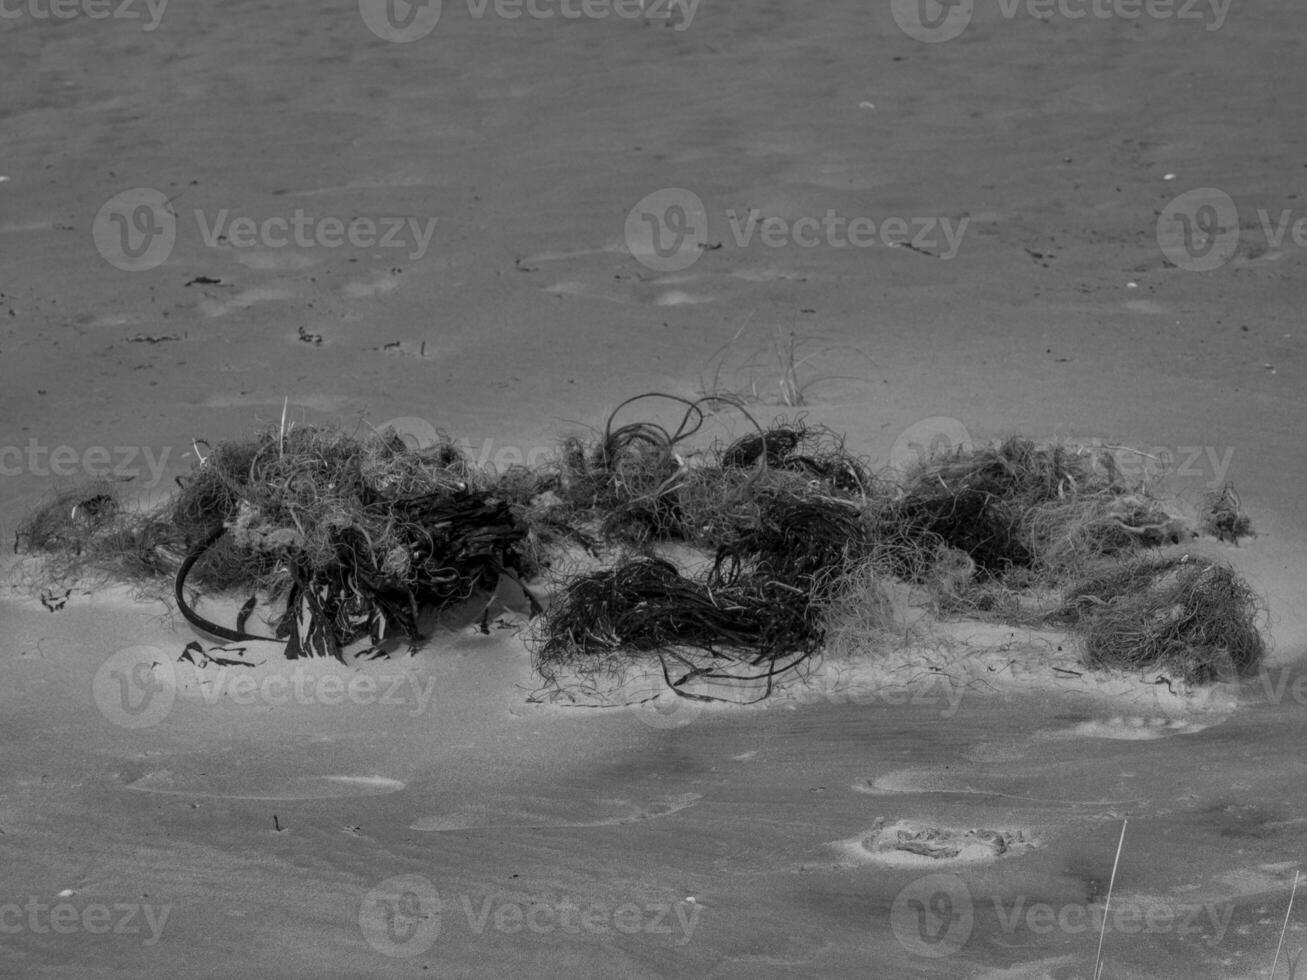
(1093, 817, 1128, 980)
(1269, 869, 1300, 979)
(278, 396, 289, 459)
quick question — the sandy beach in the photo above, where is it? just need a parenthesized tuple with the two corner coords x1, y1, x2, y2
(2, 1, 1306, 977)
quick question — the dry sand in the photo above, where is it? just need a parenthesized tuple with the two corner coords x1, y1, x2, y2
(2, 1, 1306, 977)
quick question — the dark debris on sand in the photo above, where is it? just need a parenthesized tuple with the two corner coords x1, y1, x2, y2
(13, 395, 1270, 693)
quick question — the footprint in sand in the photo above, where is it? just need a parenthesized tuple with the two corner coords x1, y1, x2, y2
(832, 819, 1037, 868)
(125, 770, 405, 800)
(408, 791, 701, 831)
(1039, 715, 1218, 741)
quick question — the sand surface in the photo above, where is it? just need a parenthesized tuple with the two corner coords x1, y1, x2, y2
(2, 1, 1306, 977)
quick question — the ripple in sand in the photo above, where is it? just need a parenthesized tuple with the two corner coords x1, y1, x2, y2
(726, 267, 814, 282)
(1039, 715, 1218, 741)
(198, 394, 356, 412)
(653, 289, 709, 306)
(409, 791, 701, 831)
(199, 284, 300, 318)
(0, 219, 52, 234)
(342, 272, 401, 298)
(543, 279, 711, 307)
(856, 769, 1141, 807)
(125, 770, 405, 800)
(234, 249, 316, 271)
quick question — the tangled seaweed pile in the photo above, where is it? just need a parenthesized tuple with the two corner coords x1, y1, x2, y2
(872, 437, 1190, 583)
(524, 395, 890, 696)
(13, 481, 183, 584)
(17, 426, 542, 660)
(535, 403, 1264, 698)
(534, 556, 822, 702)
(1198, 482, 1255, 545)
(13, 394, 1267, 697)
(548, 393, 873, 548)
(1051, 552, 1265, 682)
